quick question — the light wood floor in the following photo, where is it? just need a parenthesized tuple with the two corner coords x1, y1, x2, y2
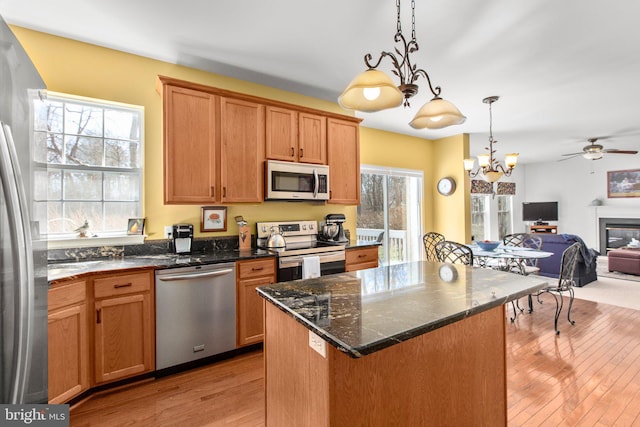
(70, 296, 640, 426)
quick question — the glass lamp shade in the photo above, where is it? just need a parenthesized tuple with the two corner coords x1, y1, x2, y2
(463, 158, 475, 171)
(409, 97, 466, 129)
(338, 69, 403, 112)
(504, 153, 519, 169)
(583, 151, 603, 160)
(477, 154, 491, 167)
(483, 170, 503, 183)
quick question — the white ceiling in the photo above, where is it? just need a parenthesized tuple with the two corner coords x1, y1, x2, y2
(3, 0, 640, 164)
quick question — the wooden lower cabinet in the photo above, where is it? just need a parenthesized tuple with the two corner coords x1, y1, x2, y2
(48, 279, 90, 404)
(93, 270, 155, 384)
(345, 246, 379, 272)
(236, 258, 276, 347)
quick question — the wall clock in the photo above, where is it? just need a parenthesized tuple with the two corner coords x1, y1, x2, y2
(437, 177, 456, 196)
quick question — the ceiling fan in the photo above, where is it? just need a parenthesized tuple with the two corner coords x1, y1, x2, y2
(561, 137, 638, 161)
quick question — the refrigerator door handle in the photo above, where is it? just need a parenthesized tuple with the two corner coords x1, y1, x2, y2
(0, 122, 35, 403)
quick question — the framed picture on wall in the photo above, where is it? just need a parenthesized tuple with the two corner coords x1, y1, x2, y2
(201, 206, 227, 232)
(607, 169, 640, 198)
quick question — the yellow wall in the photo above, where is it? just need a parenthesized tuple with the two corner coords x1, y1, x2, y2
(13, 26, 469, 244)
(432, 134, 471, 242)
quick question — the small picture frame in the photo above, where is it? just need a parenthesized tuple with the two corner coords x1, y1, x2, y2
(127, 218, 145, 235)
(201, 206, 227, 232)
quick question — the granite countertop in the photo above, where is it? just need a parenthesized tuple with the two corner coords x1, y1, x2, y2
(257, 261, 549, 358)
(47, 249, 274, 282)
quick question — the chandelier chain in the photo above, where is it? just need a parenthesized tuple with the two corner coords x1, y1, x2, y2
(411, 0, 416, 42)
(396, 0, 402, 34)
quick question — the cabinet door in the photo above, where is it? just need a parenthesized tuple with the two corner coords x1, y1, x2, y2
(327, 118, 360, 204)
(94, 293, 154, 384)
(163, 84, 219, 204)
(298, 112, 326, 165)
(48, 303, 89, 404)
(238, 276, 272, 347)
(220, 97, 265, 202)
(266, 106, 298, 162)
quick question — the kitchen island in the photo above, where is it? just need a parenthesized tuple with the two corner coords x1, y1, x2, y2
(257, 261, 549, 426)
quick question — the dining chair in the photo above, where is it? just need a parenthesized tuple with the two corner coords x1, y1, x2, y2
(521, 235, 543, 275)
(535, 242, 581, 334)
(423, 232, 445, 262)
(503, 233, 530, 247)
(435, 240, 473, 265)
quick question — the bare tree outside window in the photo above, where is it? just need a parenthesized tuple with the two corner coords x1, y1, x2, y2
(32, 95, 143, 237)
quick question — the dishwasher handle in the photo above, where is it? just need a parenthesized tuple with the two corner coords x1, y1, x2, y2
(157, 268, 234, 282)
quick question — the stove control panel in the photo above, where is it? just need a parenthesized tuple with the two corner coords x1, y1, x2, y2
(256, 220, 318, 239)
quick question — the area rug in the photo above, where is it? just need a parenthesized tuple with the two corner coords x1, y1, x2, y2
(596, 255, 640, 282)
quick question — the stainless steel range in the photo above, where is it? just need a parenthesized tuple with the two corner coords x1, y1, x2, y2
(256, 220, 346, 281)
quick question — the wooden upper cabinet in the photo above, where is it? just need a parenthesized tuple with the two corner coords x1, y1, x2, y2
(266, 107, 326, 165)
(220, 97, 265, 203)
(162, 84, 219, 204)
(298, 112, 327, 164)
(266, 106, 298, 161)
(327, 118, 360, 204)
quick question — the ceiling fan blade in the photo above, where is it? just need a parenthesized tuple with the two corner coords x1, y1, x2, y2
(558, 154, 579, 161)
(561, 152, 584, 156)
(602, 149, 638, 154)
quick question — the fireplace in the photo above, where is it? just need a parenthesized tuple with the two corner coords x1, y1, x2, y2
(599, 218, 640, 254)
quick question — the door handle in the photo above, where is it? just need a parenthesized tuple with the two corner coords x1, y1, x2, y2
(157, 269, 234, 281)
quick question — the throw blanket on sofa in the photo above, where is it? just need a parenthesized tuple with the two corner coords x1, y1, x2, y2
(559, 234, 599, 272)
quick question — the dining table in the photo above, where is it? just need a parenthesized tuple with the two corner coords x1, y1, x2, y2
(468, 243, 554, 319)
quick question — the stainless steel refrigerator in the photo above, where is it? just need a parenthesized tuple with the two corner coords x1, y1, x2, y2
(0, 14, 48, 403)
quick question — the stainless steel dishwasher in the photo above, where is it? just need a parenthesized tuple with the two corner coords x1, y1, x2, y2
(155, 262, 236, 370)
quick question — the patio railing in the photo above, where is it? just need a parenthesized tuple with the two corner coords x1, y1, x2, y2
(356, 228, 408, 264)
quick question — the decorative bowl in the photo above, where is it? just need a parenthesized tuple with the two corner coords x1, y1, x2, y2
(476, 240, 500, 251)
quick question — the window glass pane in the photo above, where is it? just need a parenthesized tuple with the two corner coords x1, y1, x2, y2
(63, 171, 102, 200)
(358, 167, 423, 265)
(64, 202, 103, 234)
(33, 169, 49, 201)
(497, 195, 513, 240)
(471, 195, 488, 241)
(64, 135, 104, 166)
(34, 132, 64, 164)
(104, 109, 140, 141)
(46, 169, 62, 200)
(104, 202, 139, 231)
(104, 173, 140, 201)
(105, 140, 140, 168)
(64, 104, 103, 137)
(46, 202, 63, 233)
(34, 99, 63, 132)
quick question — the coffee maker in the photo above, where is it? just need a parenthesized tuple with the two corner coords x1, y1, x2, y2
(172, 224, 193, 254)
(325, 214, 348, 244)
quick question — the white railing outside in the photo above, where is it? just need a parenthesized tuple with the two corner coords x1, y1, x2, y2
(356, 228, 408, 264)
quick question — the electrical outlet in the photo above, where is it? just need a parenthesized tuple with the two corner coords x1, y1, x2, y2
(308, 331, 326, 358)
(164, 226, 173, 239)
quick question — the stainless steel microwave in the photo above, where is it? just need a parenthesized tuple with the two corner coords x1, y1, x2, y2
(265, 160, 330, 201)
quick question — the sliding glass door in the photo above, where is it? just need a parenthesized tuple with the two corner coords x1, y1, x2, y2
(357, 166, 423, 265)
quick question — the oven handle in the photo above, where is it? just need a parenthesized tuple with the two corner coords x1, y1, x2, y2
(279, 253, 345, 268)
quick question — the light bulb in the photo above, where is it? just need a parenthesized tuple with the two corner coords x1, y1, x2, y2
(430, 115, 443, 122)
(363, 87, 381, 101)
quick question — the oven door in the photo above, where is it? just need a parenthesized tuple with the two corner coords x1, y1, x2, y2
(277, 251, 345, 282)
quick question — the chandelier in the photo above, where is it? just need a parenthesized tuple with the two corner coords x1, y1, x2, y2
(337, 0, 466, 130)
(464, 96, 518, 184)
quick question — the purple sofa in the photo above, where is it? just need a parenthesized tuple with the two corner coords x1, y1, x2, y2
(536, 234, 598, 287)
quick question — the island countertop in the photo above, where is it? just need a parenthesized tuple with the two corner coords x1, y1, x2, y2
(257, 261, 549, 358)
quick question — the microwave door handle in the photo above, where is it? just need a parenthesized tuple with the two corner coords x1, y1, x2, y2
(313, 169, 319, 198)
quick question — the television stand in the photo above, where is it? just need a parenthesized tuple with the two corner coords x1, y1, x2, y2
(530, 225, 557, 234)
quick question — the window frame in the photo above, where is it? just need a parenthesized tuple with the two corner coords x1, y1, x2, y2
(33, 92, 145, 248)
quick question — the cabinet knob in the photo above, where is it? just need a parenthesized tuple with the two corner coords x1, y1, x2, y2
(210, 186, 215, 197)
(299, 147, 304, 158)
(96, 309, 101, 324)
(290, 147, 295, 157)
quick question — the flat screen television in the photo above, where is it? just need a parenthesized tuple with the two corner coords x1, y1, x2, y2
(522, 201, 558, 223)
